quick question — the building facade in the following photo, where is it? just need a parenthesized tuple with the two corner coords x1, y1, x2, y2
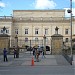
(0, 10, 75, 49)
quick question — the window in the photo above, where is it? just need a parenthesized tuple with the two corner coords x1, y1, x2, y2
(35, 37, 38, 41)
(65, 29, 68, 35)
(25, 29, 28, 34)
(25, 38, 28, 42)
(46, 38, 48, 42)
(15, 29, 18, 34)
(45, 29, 48, 35)
(35, 29, 38, 34)
(0, 28, 9, 34)
(6, 29, 9, 33)
(65, 38, 68, 42)
(0, 29, 3, 33)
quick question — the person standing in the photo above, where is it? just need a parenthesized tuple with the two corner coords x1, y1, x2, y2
(42, 50, 46, 58)
(14, 48, 16, 58)
(32, 47, 35, 56)
(3, 48, 8, 62)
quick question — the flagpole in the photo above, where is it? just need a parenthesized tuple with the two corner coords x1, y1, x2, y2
(67, 0, 73, 65)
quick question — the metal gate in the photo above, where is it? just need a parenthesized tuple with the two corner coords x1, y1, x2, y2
(10, 39, 51, 50)
(10, 40, 42, 47)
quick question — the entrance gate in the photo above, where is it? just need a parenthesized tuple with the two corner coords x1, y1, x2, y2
(10, 39, 51, 52)
(9, 38, 72, 65)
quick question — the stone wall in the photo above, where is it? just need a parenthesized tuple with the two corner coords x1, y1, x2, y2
(13, 10, 65, 17)
(51, 34, 63, 54)
(0, 36, 10, 54)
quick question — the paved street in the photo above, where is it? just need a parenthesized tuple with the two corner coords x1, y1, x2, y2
(0, 66, 74, 75)
(0, 52, 71, 66)
(0, 51, 75, 75)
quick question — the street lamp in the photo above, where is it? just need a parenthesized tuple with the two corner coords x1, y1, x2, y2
(67, 0, 73, 65)
(43, 35, 46, 54)
(15, 35, 18, 47)
(30, 40, 31, 54)
(15, 35, 19, 58)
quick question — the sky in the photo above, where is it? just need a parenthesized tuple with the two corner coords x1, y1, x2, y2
(0, 0, 75, 17)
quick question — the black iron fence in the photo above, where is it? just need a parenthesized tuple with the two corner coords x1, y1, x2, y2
(62, 41, 75, 65)
(10, 39, 51, 48)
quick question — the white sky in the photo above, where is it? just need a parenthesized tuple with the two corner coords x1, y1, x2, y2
(34, 0, 56, 9)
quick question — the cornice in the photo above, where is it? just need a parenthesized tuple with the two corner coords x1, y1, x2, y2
(13, 9, 65, 12)
(13, 19, 70, 23)
(0, 19, 12, 22)
(12, 17, 71, 23)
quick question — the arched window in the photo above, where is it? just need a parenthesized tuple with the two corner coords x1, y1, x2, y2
(65, 38, 69, 42)
(25, 38, 28, 42)
(35, 37, 38, 41)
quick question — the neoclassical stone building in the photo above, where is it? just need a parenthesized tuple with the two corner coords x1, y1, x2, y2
(0, 9, 75, 49)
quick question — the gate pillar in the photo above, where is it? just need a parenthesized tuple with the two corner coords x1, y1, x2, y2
(51, 26, 63, 54)
(0, 34, 10, 54)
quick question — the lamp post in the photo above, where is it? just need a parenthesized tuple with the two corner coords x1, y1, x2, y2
(43, 35, 46, 54)
(15, 35, 18, 48)
(67, 0, 73, 65)
(30, 40, 31, 54)
(15, 35, 19, 58)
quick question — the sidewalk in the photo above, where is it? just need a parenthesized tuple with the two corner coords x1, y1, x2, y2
(0, 52, 70, 66)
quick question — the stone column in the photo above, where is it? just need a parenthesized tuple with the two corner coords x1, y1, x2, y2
(51, 26, 63, 54)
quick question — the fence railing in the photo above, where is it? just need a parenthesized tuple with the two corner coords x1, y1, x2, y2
(10, 39, 51, 48)
(62, 48, 75, 65)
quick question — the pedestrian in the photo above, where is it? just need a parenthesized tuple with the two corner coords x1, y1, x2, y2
(36, 49, 40, 62)
(32, 47, 35, 55)
(3, 48, 8, 62)
(16, 47, 19, 58)
(42, 50, 46, 58)
(14, 48, 16, 58)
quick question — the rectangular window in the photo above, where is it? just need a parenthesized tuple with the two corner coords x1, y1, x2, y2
(35, 29, 38, 34)
(0, 29, 3, 33)
(35, 37, 38, 41)
(25, 29, 28, 34)
(0, 28, 9, 34)
(65, 29, 68, 35)
(6, 29, 9, 33)
(65, 38, 68, 42)
(45, 29, 48, 35)
(15, 29, 18, 34)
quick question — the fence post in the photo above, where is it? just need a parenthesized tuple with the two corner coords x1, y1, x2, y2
(30, 40, 31, 54)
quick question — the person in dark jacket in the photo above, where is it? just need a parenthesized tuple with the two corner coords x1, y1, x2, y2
(14, 48, 16, 58)
(3, 48, 8, 62)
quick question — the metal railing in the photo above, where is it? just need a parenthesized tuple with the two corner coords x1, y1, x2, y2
(10, 39, 51, 48)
